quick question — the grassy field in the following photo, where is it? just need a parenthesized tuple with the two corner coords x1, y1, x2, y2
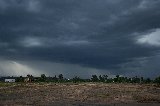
(0, 82, 160, 106)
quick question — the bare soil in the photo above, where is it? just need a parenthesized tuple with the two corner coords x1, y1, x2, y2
(0, 83, 160, 106)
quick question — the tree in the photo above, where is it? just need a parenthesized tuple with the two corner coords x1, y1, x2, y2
(72, 76, 81, 83)
(154, 76, 160, 84)
(40, 74, 47, 82)
(140, 77, 144, 83)
(99, 75, 104, 82)
(114, 75, 120, 82)
(145, 78, 151, 83)
(58, 74, 63, 82)
(53, 75, 58, 82)
(25, 74, 34, 82)
(103, 75, 108, 82)
(135, 76, 140, 83)
(131, 76, 140, 83)
(16, 76, 24, 82)
(91, 75, 99, 82)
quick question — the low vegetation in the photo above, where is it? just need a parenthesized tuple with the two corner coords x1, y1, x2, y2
(1, 74, 159, 84)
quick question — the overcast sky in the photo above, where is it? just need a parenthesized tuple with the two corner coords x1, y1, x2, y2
(0, 0, 160, 78)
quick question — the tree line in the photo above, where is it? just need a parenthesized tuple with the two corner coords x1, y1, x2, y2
(13, 74, 160, 84)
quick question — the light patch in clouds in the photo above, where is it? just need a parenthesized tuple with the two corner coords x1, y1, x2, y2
(20, 36, 90, 48)
(0, 42, 9, 47)
(138, 0, 159, 9)
(0, 0, 41, 13)
(0, 0, 8, 11)
(138, 0, 149, 9)
(64, 40, 90, 46)
(21, 37, 43, 47)
(0, 60, 111, 78)
(27, 0, 41, 12)
(0, 60, 42, 76)
(136, 29, 160, 46)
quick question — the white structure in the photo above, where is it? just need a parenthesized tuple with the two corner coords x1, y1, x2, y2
(5, 79, 15, 82)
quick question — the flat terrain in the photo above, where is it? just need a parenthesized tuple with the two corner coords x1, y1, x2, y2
(0, 83, 160, 106)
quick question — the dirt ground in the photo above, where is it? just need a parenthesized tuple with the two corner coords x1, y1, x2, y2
(0, 83, 160, 106)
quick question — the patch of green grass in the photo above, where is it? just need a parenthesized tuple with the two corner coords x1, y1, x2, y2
(96, 93, 110, 98)
(3, 90, 14, 94)
(0, 82, 18, 87)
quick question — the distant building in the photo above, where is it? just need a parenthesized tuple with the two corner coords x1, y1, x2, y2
(5, 79, 15, 82)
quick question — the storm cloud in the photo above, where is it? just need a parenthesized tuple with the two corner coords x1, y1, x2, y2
(0, 0, 160, 78)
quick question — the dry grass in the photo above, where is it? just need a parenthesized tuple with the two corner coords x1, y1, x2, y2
(0, 83, 160, 105)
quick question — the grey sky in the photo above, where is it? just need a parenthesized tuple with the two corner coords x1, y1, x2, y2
(0, 0, 160, 78)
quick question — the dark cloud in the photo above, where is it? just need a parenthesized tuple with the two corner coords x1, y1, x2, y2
(0, 0, 160, 77)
